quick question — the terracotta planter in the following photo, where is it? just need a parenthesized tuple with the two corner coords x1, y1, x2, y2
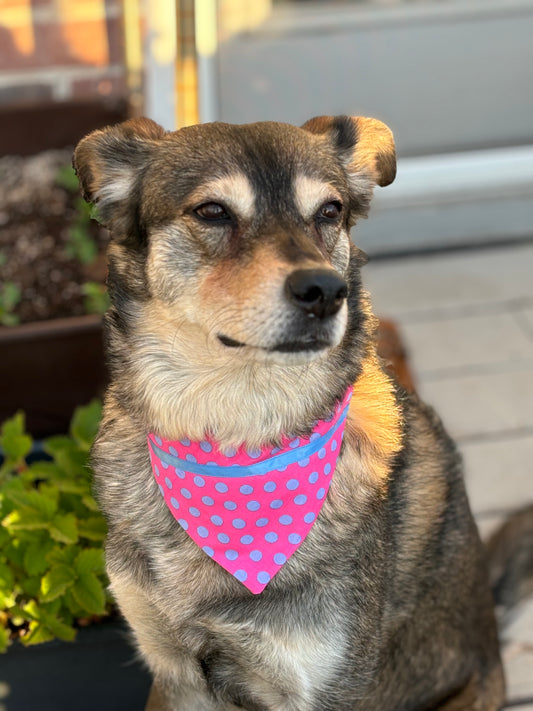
(1, 620, 151, 711)
(0, 315, 107, 438)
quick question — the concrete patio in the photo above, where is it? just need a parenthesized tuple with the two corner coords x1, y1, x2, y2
(363, 240, 533, 708)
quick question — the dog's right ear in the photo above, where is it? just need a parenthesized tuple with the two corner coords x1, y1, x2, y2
(73, 117, 165, 237)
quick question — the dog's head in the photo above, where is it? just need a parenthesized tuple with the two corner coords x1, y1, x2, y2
(74, 116, 395, 371)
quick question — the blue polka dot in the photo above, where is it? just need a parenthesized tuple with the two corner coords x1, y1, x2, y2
(240, 534, 254, 545)
(223, 447, 237, 457)
(215, 482, 228, 494)
(234, 569, 248, 582)
(288, 438, 300, 449)
(224, 501, 237, 511)
(189, 507, 200, 517)
(250, 550, 262, 561)
(324, 463, 332, 476)
(274, 553, 287, 565)
(265, 532, 278, 543)
(180, 438, 191, 447)
(158, 484, 165, 496)
(264, 481, 276, 493)
(178, 518, 189, 530)
(154, 436, 163, 446)
(211, 515, 223, 526)
(154, 465, 160, 477)
(256, 518, 269, 527)
(317, 487, 326, 500)
(331, 439, 338, 452)
(170, 497, 180, 509)
(202, 546, 214, 557)
(270, 499, 283, 509)
(310, 432, 320, 442)
(180, 488, 192, 499)
(279, 515, 292, 526)
(286, 479, 299, 490)
(199, 441, 212, 453)
(298, 457, 310, 468)
(225, 549, 239, 561)
(318, 447, 327, 459)
(276, 464, 288, 472)
(240, 484, 254, 495)
(161, 460, 169, 469)
(202, 495, 214, 506)
(270, 446, 281, 455)
(304, 512, 316, 524)
(308, 471, 319, 484)
(288, 533, 302, 544)
(294, 494, 307, 506)
(247, 448, 262, 459)
(193, 475, 205, 488)
(164, 477, 173, 489)
(186, 453, 197, 463)
(246, 500, 260, 511)
(232, 518, 246, 529)
(217, 532, 230, 544)
(197, 526, 209, 538)
(257, 571, 270, 584)
(169, 446, 178, 456)
(175, 468, 186, 479)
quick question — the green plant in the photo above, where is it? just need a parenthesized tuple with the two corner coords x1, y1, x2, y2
(0, 401, 110, 652)
(0, 281, 21, 327)
(57, 166, 99, 265)
(82, 281, 110, 316)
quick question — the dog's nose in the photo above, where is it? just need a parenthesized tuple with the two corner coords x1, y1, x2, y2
(285, 269, 347, 318)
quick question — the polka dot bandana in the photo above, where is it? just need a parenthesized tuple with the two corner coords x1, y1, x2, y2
(148, 388, 352, 594)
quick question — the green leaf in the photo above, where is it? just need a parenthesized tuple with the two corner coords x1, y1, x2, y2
(75, 548, 104, 575)
(2, 509, 50, 532)
(0, 561, 14, 591)
(24, 539, 55, 576)
(40, 564, 77, 602)
(77, 516, 106, 541)
(56, 165, 80, 192)
(46, 545, 79, 567)
(0, 623, 10, 653)
(21, 621, 55, 646)
(70, 400, 102, 451)
(43, 614, 76, 642)
(49, 513, 78, 544)
(4, 488, 58, 520)
(81, 495, 100, 512)
(71, 572, 106, 615)
(0, 412, 32, 463)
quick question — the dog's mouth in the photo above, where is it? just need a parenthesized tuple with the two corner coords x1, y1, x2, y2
(217, 334, 330, 353)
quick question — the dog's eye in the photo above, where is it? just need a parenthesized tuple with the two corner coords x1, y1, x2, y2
(318, 201, 343, 221)
(194, 202, 231, 222)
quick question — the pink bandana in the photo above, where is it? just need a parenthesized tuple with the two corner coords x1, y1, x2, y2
(147, 388, 352, 594)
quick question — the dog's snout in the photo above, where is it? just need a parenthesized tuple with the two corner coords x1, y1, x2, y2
(285, 269, 347, 319)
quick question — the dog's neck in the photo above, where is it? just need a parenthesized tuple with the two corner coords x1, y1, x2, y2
(116, 303, 359, 449)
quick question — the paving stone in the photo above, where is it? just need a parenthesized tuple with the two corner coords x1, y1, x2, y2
(399, 312, 533, 376)
(459, 435, 533, 516)
(417, 367, 533, 441)
(363, 243, 533, 317)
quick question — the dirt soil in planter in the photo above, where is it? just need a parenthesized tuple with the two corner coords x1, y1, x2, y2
(0, 149, 109, 325)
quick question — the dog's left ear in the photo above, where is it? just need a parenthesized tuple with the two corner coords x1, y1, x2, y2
(301, 115, 396, 187)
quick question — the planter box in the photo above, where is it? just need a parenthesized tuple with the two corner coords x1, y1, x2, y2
(0, 315, 107, 439)
(1, 620, 151, 711)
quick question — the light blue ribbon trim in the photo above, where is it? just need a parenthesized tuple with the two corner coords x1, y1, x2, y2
(148, 403, 349, 479)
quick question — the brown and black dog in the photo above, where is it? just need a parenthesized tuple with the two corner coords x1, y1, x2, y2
(74, 116, 506, 710)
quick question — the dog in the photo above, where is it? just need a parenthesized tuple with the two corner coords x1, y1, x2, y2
(74, 115, 507, 710)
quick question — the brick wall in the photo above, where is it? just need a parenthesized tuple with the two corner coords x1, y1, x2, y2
(0, 0, 127, 106)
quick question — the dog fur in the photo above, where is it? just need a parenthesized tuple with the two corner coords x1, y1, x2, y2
(74, 115, 506, 710)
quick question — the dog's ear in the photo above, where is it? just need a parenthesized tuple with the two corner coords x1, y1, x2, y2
(73, 117, 166, 237)
(301, 115, 396, 188)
